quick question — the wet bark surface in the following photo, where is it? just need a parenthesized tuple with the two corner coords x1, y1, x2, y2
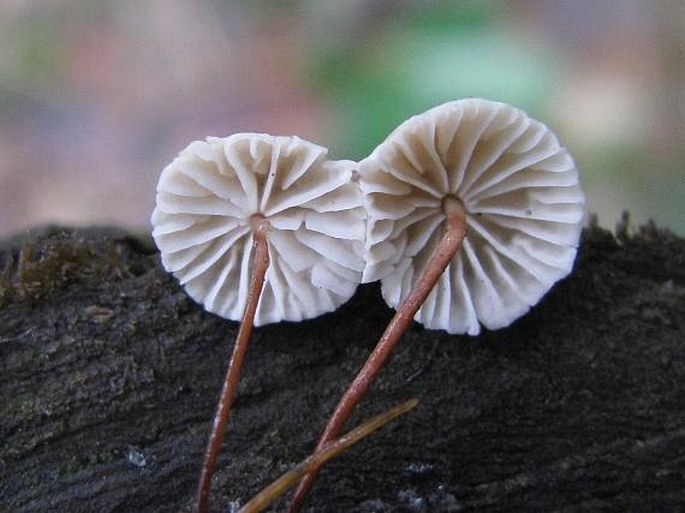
(1, 222, 684, 513)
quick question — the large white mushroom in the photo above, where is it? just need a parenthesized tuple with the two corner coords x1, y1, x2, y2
(363, 98, 585, 334)
(151, 133, 365, 513)
(288, 98, 585, 511)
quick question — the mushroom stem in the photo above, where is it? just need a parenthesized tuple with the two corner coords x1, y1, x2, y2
(196, 227, 270, 513)
(238, 397, 419, 513)
(287, 199, 467, 513)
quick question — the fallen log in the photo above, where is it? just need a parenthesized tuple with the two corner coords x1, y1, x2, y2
(1, 220, 684, 512)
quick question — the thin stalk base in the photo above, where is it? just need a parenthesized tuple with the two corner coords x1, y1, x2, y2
(287, 198, 467, 513)
(196, 228, 270, 513)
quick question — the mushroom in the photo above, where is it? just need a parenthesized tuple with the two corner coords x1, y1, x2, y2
(151, 133, 365, 513)
(288, 98, 585, 511)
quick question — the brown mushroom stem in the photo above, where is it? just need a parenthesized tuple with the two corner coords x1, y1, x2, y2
(196, 224, 270, 513)
(287, 196, 467, 513)
(238, 397, 419, 513)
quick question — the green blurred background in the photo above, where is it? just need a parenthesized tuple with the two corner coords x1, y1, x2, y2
(1, 0, 683, 237)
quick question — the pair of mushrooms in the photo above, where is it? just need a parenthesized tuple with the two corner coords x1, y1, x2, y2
(151, 98, 585, 513)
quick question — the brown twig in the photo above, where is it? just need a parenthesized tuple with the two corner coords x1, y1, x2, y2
(238, 397, 419, 513)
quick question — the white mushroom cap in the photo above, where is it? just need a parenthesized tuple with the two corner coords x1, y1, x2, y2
(151, 134, 366, 326)
(360, 99, 585, 335)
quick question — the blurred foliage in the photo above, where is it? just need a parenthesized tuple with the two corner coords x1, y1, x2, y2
(0, 0, 683, 236)
(312, 2, 560, 159)
(3, 18, 62, 96)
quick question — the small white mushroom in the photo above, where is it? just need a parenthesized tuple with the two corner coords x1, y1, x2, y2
(152, 133, 365, 325)
(288, 99, 585, 512)
(151, 133, 365, 513)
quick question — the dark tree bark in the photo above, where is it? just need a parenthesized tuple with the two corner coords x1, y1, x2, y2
(1, 221, 684, 513)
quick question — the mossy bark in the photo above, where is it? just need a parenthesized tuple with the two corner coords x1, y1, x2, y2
(1, 222, 684, 512)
